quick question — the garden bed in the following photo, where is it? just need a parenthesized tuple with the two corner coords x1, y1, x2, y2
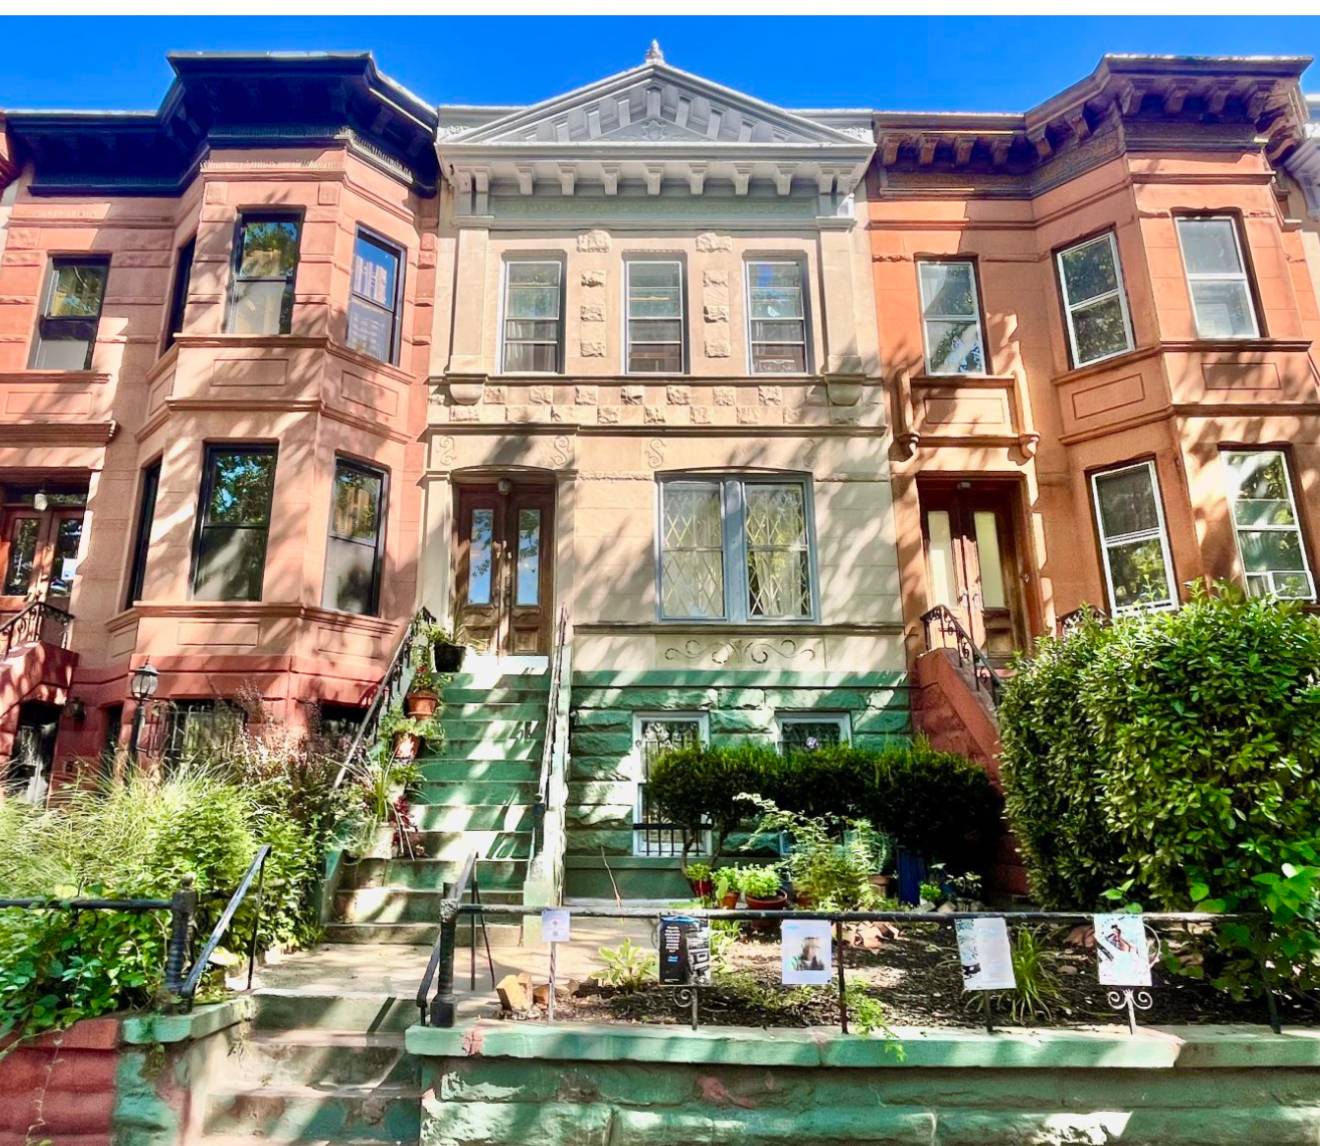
(500, 924, 1315, 1031)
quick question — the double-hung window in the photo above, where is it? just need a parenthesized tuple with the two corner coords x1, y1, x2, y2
(191, 445, 277, 602)
(162, 237, 195, 352)
(226, 214, 301, 336)
(658, 476, 816, 622)
(125, 459, 161, 607)
(632, 713, 709, 858)
(1222, 450, 1313, 600)
(1057, 233, 1135, 367)
(626, 259, 684, 373)
(30, 257, 109, 370)
(323, 458, 388, 616)
(916, 259, 986, 375)
(746, 260, 808, 374)
(501, 260, 563, 372)
(1176, 217, 1259, 339)
(346, 231, 404, 364)
(1090, 460, 1177, 614)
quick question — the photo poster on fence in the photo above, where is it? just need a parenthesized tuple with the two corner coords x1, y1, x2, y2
(780, 918, 833, 986)
(659, 915, 712, 985)
(540, 908, 571, 945)
(954, 917, 1016, 991)
(1094, 913, 1152, 987)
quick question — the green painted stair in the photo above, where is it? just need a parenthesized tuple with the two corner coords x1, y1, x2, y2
(328, 670, 550, 945)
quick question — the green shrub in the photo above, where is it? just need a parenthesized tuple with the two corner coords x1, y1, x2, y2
(645, 744, 776, 858)
(999, 586, 1320, 998)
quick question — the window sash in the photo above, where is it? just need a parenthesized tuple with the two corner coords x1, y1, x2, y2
(916, 259, 987, 375)
(1090, 461, 1177, 614)
(658, 477, 816, 623)
(347, 231, 403, 364)
(626, 260, 685, 373)
(31, 257, 109, 370)
(163, 238, 195, 352)
(125, 461, 161, 607)
(1057, 233, 1135, 367)
(502, 260, 563, 372)
(633, 712, 710, 858)
(746, 261, 808, 374)
(323, 459, 387, 615)
(191, 446, 277, 602)
(226, 215, 301, 336)
(1222, 450, 1314, 600)
(1176, 217, 1259, 340)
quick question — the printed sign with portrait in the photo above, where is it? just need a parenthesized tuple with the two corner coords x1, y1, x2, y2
(780, 919, 832, 986)
(1094, 913, 1152, 987)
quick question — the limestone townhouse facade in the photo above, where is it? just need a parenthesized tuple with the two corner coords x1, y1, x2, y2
(2, 48, 1320, 902)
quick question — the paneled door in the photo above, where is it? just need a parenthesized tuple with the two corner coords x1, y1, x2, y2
(920, 486, 1025, 662)
(0, 506, 84, 614)
(453, 482, 555, 656)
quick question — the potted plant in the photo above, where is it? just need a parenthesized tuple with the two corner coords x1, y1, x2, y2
(683, 860, 713, 900)
(379, 704, 441, 762)
(713, 866, 739, 909)
(349, 753, 423, 860)
(404, 617, 463, 715)
(736, 865, 787, 911)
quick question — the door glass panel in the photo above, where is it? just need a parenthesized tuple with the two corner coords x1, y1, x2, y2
(468, 509, 494, 606)
(925, 511, 958, 608)
(4, 518, 40, 596)
(973, 511, 1006, 609)
(515, 508, 541, 606)
(49, 518, 83, 596)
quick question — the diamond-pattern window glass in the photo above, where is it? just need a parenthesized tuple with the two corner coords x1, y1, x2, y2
(661, 484, 725, 618)
(744, 483, 811, 618)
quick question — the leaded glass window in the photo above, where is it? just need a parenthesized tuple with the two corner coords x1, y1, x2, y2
(1090, 460, 1176, 614)
(658, 477, 815, 622)
(3, 518, 40, 596)
(1222, 450, 1314, 600)
(917, 260, 986, 375)
(1057, 233, 1134, 367)
(777, 714, 851, 760)
(633, 714, 708, 858)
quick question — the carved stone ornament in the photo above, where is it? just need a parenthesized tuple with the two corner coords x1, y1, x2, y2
(447, 375, 487, 405)
(581, 270, 606, 287)
(825, 379, 864, 407)
(664, 637, 817, 666)
(696, 232, 734, 253)
(577, 229, 612, 253)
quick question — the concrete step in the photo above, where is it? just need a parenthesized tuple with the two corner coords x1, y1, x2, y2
(323, 921, 522, 947)
(252, 990, 419, 1033)
(423, 739, 543, 762)
(441, 686, 549, 705)
(417, 760, 541, 783)
(203, 1084, 421, 1143)
(445, 673, 548, 691)
(435, 718, 546, 741)
(442, 700, 548, 719)
(336, 881, 526, 923)
(223, 1030, 416, 1089)
(414, 780, 539, 806)
(340, 858, 529, 892)
(345, 832, 533, 870)
(411, 803, 537, 832)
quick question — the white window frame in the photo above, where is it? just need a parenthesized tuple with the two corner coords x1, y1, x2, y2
(632, 711, 710, 858)
(916, 258, 987, 376)
(1221, 449, 1315, 601)
(1089, 459, 1178, 616)
(656, 474, 819, 624)
(744, 258, 811, 376)
(1175, 216, 1260, 341)
(1056, 232, 1135, 369)
(499, 257, 564, 375)
(624, 257, 686, 375)
(775, 712, 852, 755)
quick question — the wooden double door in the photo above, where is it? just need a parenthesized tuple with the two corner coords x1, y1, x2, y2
(920, 485, 1026, 663)
(1, 505, 84, 615)
(453, 482, 555, 656)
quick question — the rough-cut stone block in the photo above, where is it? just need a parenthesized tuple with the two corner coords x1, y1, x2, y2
(577, 229, 611, 252)
(713, 688, 767, 709)
(709, 708, 775, 734)
(703, 304, 729, 323)
(714, 386, 736, 406)
(576, 385, 599, 405)
(580, 303, 605, 322)
(666, 385, 691, 404)
(696, 232, 733, 252)
(581, 270, 606, 287)
(581, 341, 606, 358)
(702, 268, 728, 287)
(621, 385, 643, 405)
(572, 708, 633, 730)
(706, 339, 732, 359)
(570, 732, 634, 756)
(421, 1098, 612, 1146)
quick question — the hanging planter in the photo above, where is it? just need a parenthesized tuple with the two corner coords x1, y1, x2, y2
(433, 641, 466, 673)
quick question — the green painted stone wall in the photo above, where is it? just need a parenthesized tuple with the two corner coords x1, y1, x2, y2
(410, 1022, 1320, 1146)
(565, 669, 909, 900)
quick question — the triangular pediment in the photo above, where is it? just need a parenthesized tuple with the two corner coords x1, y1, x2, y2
(444, 56, 863, 149)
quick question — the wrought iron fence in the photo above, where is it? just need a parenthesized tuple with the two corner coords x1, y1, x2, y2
(919, 605, 1002, 705)
(1, 600, 73, 659)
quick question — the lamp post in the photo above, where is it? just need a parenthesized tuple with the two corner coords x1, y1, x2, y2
(129, 662, 159, 762)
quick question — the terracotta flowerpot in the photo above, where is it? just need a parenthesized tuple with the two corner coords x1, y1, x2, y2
(721, 891, 739, 909)
(869, 873, 894, 897)
(745, 892, 788, 911)
(434, 642, 467, 673)
(795, 891, 814, 908)
(393, 731, 420, 761)
(405, 690, 439, 718)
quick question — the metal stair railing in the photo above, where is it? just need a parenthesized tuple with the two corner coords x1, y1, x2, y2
(1, 600, 74, 660)
(524, 606, 570, 907)
(919, 604, 1003, 707)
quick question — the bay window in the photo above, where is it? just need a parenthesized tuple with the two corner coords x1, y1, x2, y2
(346, 230, 403, 364)
(323, 458, 387, 615)
(226, 214, 301, 336)
(658, 475, 816, 622)
(191, 445, 277, 602)
(1057, 232, 1134, 367)
(1222, 450, 1313, 600)
(1176, 216, 1259, 339)
(31, 257, 109, 370)
(1089, 460, 1177, 614)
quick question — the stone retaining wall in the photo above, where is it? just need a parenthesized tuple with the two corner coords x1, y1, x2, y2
(408, 1021, 1320, 1145)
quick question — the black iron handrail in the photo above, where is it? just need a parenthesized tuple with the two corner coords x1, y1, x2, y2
(416, 850, 478, 1028)
(530, 606, 570, 865)
(333, 607, 436, 789)
(919, 605, 1003, 706)
(1, 600, 73, 659)
(176, 843, 272, 1009)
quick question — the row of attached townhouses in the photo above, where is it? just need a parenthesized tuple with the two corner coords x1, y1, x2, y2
(3, 47, 1320, 905)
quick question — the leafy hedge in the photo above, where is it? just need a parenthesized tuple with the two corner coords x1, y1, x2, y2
(999, 586, 1320, 997)
(646, 738, 1000, 872)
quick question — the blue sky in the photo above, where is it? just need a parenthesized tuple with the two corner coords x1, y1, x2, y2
(1, 16, 1317, 113)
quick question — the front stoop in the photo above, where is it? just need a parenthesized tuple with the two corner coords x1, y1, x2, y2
(329, 671, 549, 945)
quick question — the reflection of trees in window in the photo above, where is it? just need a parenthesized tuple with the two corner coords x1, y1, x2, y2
(467, 509, 495, 605)
(227, 216, 301, 336)
(163, 700, 246, 771)
(31, 258, 109, 370)
(324, 460, 386, 616)
(3, 518, 40, 596)
(1091, 461, 1175, 614)
(192, 447, 277, 602)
